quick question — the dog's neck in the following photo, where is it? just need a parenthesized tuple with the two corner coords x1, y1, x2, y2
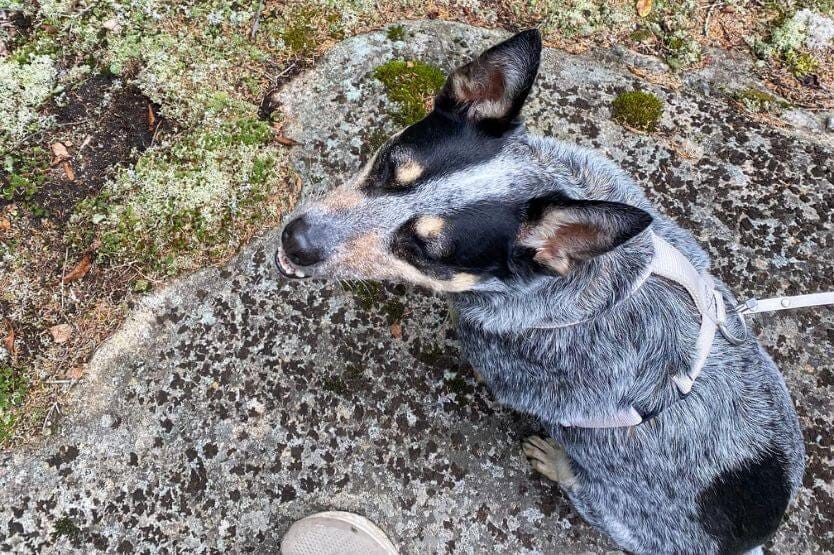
(454, 230, 655, 334)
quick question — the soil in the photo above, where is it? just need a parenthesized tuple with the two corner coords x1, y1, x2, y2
(35, 75, 161, 222)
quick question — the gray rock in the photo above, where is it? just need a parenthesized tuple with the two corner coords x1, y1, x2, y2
(1, 21, 831, 554)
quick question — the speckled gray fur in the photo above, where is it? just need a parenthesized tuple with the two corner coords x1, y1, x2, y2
(0, 21, 831, 554)
(452, 136, 805, 553)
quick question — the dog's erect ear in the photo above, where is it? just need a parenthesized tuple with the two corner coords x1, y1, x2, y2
(518, 199, 652, 275)
(435, 29, 541, 134)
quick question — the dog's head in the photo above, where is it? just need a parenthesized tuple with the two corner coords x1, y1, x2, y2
(276, 30, 652, 293)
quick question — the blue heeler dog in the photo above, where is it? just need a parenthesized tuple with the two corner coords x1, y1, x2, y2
(275, 30, 805, 554)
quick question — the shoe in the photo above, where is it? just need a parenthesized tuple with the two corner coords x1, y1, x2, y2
(281, 511, 399, 555)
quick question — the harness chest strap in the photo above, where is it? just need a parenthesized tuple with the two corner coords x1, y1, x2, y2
(560, 233, 834, 429)
(560, 233, 728, 429)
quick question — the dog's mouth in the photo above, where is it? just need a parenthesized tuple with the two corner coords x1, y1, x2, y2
(275, 247, 311, 279)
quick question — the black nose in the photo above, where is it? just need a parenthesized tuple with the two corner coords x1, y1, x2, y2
(281, 217, 323, 267)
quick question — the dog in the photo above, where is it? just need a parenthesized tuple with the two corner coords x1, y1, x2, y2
(275, 29, 805, 554)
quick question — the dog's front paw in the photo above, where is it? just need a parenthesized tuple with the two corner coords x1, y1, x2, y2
(522, 435, 578, 489)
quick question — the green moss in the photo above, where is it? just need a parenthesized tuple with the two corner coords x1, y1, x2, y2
(0, 365, 29, 444)
(732, 88, 790, 113)
(387, 25, 406, 41)
(611, 90, 664, 132)
(281, 6, 343, 57)
(784, 49, 819, 76)
(52, 515, 80, 541)
(373, 60, 446, 127)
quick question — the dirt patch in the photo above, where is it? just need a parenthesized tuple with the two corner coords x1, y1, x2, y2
(34, 76, 161, 221)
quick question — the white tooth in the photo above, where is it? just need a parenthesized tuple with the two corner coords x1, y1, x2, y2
(296, 270, 306, 278)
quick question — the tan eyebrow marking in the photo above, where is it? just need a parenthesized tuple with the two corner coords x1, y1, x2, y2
(414, 215, 445, 239)
(395, 160, 424, 185)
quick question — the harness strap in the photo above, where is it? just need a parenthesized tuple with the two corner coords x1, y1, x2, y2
(540, 231, 832, 430)
(562, 233, 731, 429)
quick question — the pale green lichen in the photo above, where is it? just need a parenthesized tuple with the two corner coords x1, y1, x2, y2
(754, 8, 833, 76)
(69, 101, 290, 272)
(536, 0, 631, 37)
(732, 88, 790, 113)
(0, 54, 57, 144)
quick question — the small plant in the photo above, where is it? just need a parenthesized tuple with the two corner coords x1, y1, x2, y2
(342, 280, 383, 310)
(1, 147, 48, 202)
(611, 90, 664, 132)
(732, 88, 790, 113)
(0, 365, 28, 443)
(387, 25, 406, 41)
(785, 49, 820, 76)
(373, 59, 446, 127)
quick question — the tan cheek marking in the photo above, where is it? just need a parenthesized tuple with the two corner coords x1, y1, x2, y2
(321, 188, 364, 212)
(395, 160, 424, 185)
(333, 234, 480, 293)
(414, 215, 444, 239)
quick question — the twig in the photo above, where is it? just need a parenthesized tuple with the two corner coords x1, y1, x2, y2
(250, 0, 264, 40)
(703, 1, 720, 37)
(60, 247, 69, 312)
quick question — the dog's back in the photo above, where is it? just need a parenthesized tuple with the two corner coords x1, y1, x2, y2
(456, 138, 805, 554)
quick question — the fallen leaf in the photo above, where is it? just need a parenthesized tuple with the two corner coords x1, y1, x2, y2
(3, 321, 15, 357)
(275, 135, 300, 146)
(0, 217, 10, 232)
(390, 322, 403, 339)
(61, 160, 76, 181)
(49, 324, 73, 344)
(66, 366, 85, 380)
(50, 142, 70, 163)
(62, 254, 92, 283)
(636, 0, 652, 17)
(147, 104, 156, 131)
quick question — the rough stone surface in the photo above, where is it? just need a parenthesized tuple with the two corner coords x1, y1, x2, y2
(1, 21, 832, 554)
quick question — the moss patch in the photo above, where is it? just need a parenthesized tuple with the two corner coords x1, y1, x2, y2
(0, 365, 29, 444)
(373, 59, 446, 127)
(611, 90, 664, 132)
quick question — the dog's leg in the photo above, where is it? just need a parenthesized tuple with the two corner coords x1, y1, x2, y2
(522, 435, 578, 489)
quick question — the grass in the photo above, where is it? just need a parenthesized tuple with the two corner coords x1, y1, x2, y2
(373, 60, 447, 127)
(611, 90, 664, 132)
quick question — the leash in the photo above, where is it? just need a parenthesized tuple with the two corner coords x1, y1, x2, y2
(557, 232, 834, 430)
